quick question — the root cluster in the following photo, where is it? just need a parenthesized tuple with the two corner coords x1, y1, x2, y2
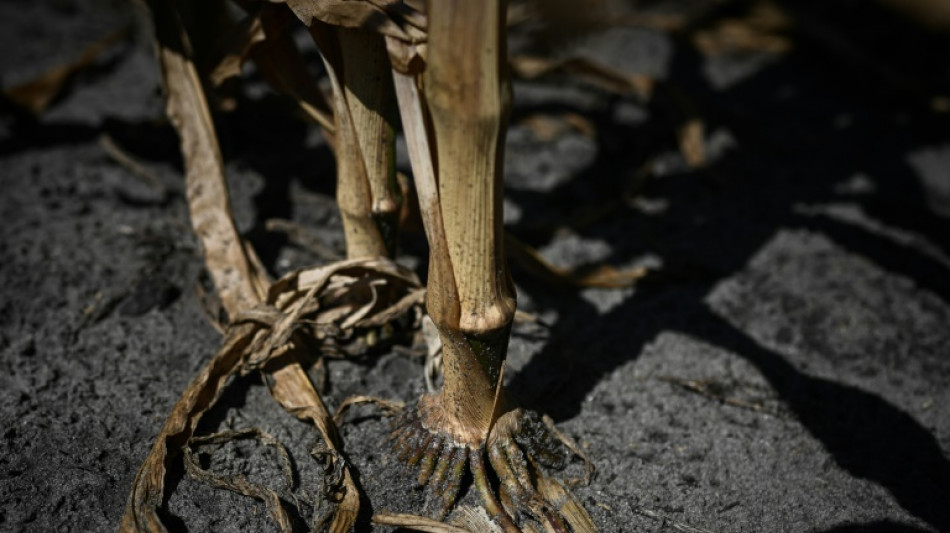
(389, 398, 588, 532)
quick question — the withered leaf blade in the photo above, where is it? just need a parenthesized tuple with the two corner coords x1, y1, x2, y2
(240, 3, 336, 131)
(126, 3, 427, 531)
(122, 257, 422, 532)
(280, 0, 424, 42)
(147, 0, 265, 315)
(120, 325, 260, 533)
(533, 471, 597, 533)
(264, 359, 359, 533)
(333, 394, 404, 426)
(505, 232, 648, 289)
(448, 506, 504, 533)
(510, 54, 654, 99)
(207, 10, 268, 87)
(677, 116, 706, 168)
(373, 511, 476, 533)
(182, 428, 295, 533)
(2, 27, 128, 115)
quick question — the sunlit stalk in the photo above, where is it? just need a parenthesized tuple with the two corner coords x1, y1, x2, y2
(423, 0, 515, 438)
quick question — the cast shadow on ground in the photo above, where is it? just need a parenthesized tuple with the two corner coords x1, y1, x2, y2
(6, 1, 948, 529)
(506, 2, 950, 530)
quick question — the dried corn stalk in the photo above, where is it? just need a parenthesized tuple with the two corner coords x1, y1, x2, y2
(280, 0, 426, 259)
(123, 1, 422, 532)
(127, 0, 600, 531)
(389, 1, 596, 531)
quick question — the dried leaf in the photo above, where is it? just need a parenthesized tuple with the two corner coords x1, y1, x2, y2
(148, 0, 265, 314)
(251, 4, 336, 131)
(533, 470, 597, 533)
(373, 511, 474, 533)
(677, 117, 706, 168)
(537, 483, 596, 532)
(518, 112, 596, 142)
(278, 0, 428, 74)
(182, 428, 295, 533)
(541, 414, 594, 487)
(505, 233, 649, 289)
(510, 54, 654, 99)
(264, 359, 359, 533)
(3, 27, 128, 115)
(208, 11, 267, 86)
(120, 324, 260, 532)
(691, 1, 793, 56)
(126, 3, 431, 533)
(448, 506, 504, 533)
(206, 3, 335, 134)
(333, 395, 404, 426)
(392, 71, 443, 248)
(227, 258, 423, 372)
(99, 134, 169, 197)
(280, 0, 425, 42)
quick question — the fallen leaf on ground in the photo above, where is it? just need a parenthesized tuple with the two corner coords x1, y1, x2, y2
(510, 54, 653, 99)
(506, 233, 649, 289)
(3, 28, 128, 115)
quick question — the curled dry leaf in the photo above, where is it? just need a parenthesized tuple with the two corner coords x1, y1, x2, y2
(226, 257, 423, 373)
(265, 361, 359, 533)
(259, 4, 337, 131)
(208, 3, 336, 132)
(280, 0, 426, 45)
(253, 260, 421, 531)
(448, 506, 505, 533)
(182, 428, 296, 533)
(121, 257, 424, 533)
(677, 117, 706, 168)
(207, 10, 268, 87)
(333, 394, 405, 426)
(120, 323, 261, 533)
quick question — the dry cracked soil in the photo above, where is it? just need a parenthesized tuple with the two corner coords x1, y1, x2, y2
(2, 1, 950, 532)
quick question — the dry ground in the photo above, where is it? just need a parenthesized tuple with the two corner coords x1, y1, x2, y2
(2, 1, 949, 531)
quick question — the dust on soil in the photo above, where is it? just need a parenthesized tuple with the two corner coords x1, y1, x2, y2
(2, 1, 949, 532)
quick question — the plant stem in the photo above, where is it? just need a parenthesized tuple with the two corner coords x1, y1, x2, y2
(423, 0, 515, 438)
(316, 25, 399, 259)
(338, 28, 401, 257)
